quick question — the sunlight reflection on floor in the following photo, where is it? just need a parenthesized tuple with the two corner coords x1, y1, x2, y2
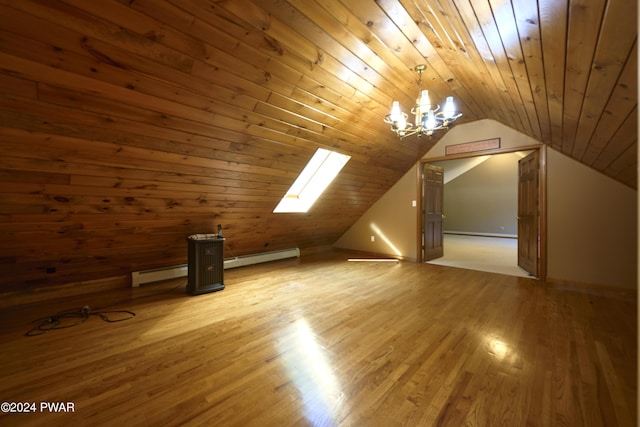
(278, 319, 346, 425)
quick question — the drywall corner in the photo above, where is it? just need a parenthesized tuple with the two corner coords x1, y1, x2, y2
(334, 164, 418, 261)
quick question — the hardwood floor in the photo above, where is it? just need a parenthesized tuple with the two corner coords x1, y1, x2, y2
(0, 251, 636, 426)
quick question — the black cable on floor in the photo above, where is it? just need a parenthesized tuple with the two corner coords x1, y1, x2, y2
(25, 305, 135, 337)
(23, 279, 188, 337)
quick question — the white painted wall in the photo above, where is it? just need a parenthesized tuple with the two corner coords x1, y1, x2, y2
(432, 152, 523, 237)
(333, 167, 419, 261)
(335, 119, 638, 289)
(546, 148, 637, 288)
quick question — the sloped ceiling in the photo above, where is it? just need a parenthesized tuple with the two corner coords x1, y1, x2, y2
(0, 1, 636, 289)
(433, 156, 492, 184)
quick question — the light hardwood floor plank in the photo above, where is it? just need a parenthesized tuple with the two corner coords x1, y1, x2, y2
(0, 250, 636, 426)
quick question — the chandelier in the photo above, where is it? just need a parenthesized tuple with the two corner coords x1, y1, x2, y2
(384, 64, 462, 138)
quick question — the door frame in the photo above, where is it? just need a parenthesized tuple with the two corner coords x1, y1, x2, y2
(417, 144, 547, 280)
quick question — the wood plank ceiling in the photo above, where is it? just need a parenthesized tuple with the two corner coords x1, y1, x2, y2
(0, 0, 637, 290)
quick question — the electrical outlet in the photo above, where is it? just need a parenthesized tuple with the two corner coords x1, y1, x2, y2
(412, 200, 416, 207)
(370, 235, 375, 242)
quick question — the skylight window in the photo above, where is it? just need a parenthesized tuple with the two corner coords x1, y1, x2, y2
(274, 148, 351, 213)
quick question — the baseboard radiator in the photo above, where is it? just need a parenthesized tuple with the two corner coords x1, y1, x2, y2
(131, 247, 300, 287)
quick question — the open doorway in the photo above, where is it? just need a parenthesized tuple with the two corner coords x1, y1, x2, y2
(419, 147, 546, 279)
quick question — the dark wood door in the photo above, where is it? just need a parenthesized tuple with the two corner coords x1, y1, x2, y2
(422, 163, 444, 261)
(518, 151, 539, 276)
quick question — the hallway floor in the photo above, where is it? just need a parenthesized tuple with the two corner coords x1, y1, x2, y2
(427, 234, 532, 278)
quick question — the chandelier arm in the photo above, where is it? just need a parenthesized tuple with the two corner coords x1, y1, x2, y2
(435, 110, 463, 120)
(397, 130, 419, 139)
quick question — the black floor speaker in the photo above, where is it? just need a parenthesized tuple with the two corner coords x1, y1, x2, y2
(187, 234, 225, 295)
